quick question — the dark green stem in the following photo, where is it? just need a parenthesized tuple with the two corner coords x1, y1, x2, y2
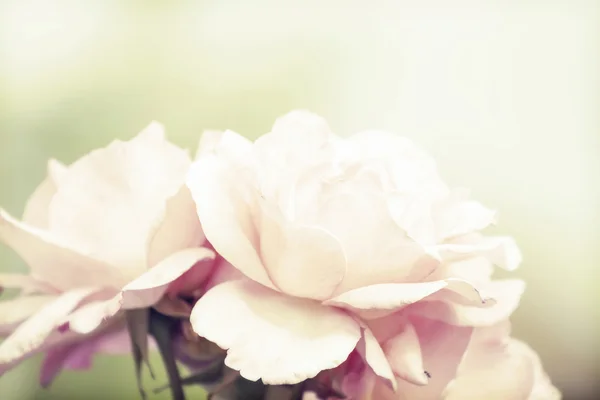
(149, 309, 186, 400)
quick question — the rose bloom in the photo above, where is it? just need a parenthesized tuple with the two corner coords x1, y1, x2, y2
(0, 123, 215, 385)
(186, 111, 558, 397)
(303, 318, 560, 400)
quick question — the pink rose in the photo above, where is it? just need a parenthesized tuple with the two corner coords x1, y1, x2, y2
(363, 317, 560, 399)
(0, 123, 215, 385)
(186, 111, 526, 388)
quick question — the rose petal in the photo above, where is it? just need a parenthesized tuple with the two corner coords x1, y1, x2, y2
(254, 111, 333, 177)
(146, 186, 206, 268)
(348, 131, 446, 247)
(121, 247, 215, 309)
(370, 314, 474, 398)
(439, 236, 522, 271)
(207, 129, 255, 164)
(0, 209, 121, 290)
(394, 316, 473, 398)
(165, 256, 217, 297)
(434, 278, 489, 306)
(427, 256, 494, 286)
(324, 279, 485, 318)
(62, 297, 122, 335)
(383, 321, 429, 386)
(66, 248, 215, 335)
(0, 288, 97, 365)
(194, 130, 226, 159)
(259, 204, 346, 300)
(203, 259, 246, 291)
(357, 327, 397, 391)
(39, 328, 131, 388)
(317, 190, 425, 294)
(443, 335, 537, 400)
(0, 331, 83, 378)
(0, 274, 57, 295)
(94, 328, 132, 355)
(40, 344, 76, 387)
(367, 372, 398, 400)
(47, 121, 191, 276)
(387, 191, 439, 247)
(407, 280, 526, 327)
(187, 155, 276, 289)
(0, 295, 57, 335)
(325, 281, 449, 312)
(40, 341, 94, 387)
(190, 279, 361, 384)
(22, 159, 66, 228)
(254, 112, 335, 217)
(511, 340, 561, 400)
(435, 189, 497, 241)
(47, 158, 69, 187)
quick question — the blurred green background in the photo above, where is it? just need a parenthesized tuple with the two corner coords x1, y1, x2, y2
(0, 1, 598, 399)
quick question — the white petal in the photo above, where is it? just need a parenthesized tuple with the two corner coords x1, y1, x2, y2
(443, 333, 541, 400)
(356, 327, 397, 391)
(407, 280, 526, 327)
(63, 297, 122, 335)
(434, 189, 497, 241)
(0, 295, 56, 335)
(194, 130, 225, 160)
(187, 155, 276, 289)
(439, 236, 522, 271)
(317, 190, 425, 294)
(255, 110, 334, 175)
(22, 159, 66, 229)
(324, 279, 485, 319)
(47, 122, 192, 276)
(383, 322, 429, 386)
(0, 288, 97, 364)
(121, 247, 215, 309)
(0, 274, 57, 295)
(146, 186, 206, 267)
(325, 281, 449, 312)
(259, 203, 346, 300)
(395, 317, 473, 398)
(0, 209, 121, 290)
(190, 279, 361, 384)
(64, 248, 215, 335)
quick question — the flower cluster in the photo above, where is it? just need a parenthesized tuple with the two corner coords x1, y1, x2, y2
(0, 111, 559, 399)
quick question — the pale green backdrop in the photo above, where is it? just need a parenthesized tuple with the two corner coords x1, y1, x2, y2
(0, 1, 598, 399)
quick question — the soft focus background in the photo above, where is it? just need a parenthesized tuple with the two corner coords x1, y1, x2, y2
(0, 1, 598, 399)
